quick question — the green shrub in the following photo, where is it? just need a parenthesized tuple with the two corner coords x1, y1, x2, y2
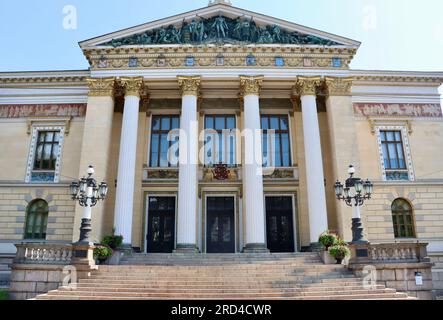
(93, 245, 113, 260)
(101, 235, 123, 250)
(318, 231, 338, 249)
(328, 245, 351, 259)
(0, 290, 8, 300)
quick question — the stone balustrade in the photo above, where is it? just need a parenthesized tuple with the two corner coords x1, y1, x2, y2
(14, 243, 73, 265)
(349, 242, 430, 264)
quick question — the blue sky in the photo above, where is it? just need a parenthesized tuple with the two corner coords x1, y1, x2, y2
(0, 0, 442, 74)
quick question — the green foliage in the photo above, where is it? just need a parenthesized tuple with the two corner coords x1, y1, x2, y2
(93, 245, 113, 259)
(0, 290, 8, 300)
(318, 230, 338, 249)
(101, 235, 123, 250)
(328, 245, 351, 259)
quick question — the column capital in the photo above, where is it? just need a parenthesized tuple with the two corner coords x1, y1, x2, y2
(295, 76, 322, 96)
(239, 76, 264, 97)
(120, 76, 145, 98)
(177, 76, 201, 97)
(87, 77, 116, 97)
(325, 77, 353, 96)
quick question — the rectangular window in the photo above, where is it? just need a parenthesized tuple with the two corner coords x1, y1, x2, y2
(380, 130, 409, 180)
(149, 115, 180, 168)
(261, 115, 291, 168)
(33, 131, 60, 170)
(204, 115, 236, 167)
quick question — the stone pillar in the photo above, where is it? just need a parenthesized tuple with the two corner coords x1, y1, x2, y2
(73, 77, 116, 243)
(240, 76, 268, 253)
(325, 77, 359, 241)
(175, 76, 201, 253)
(296, 76, 328, 246)
(113, 77, 144, 246)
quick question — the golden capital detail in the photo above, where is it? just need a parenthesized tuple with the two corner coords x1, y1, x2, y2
(325, 77, 353, 96)
(87, 77, 116, 97)
(295, 76, 322, 96)
(177, 76, 201, 96)
(239, 76, 264, 97)
(120, 77, 145, 97)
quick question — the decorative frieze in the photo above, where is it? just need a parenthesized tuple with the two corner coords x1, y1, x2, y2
(239, 76, 263, 96)
(264, 169, 295, 179)
(354, 103, 443, 118)
(119, 76, 145, 97)
(177, 76, 201, 96)
(0, 104, 86, 118)
(87, 77, 116, 97)
(295, 76, 322, 96)
(325, 77, 353, 96)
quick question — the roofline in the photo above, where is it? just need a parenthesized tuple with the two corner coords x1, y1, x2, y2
(350, 69, 443, 78)
(0, 70, 90, 78)
(79, 3, 361, 48)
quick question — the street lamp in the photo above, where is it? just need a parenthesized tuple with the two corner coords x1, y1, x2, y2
(70, 165, 108, 244)
(334, 165, 373, 244)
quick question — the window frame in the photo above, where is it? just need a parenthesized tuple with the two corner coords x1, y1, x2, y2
(149, 115, 180, 168)
(204, 114, 237, 168)
(24, 199, 49, 240)
(33, 130, 61, 171)
(25, 126, 65, 183)
(380, 130, 407, 170)
(391, 198, 416, 239)
(261, 114, 292, 168)
(375, 125, 415, 182)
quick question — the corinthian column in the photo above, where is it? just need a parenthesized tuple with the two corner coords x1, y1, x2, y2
(240, 76, 268, 253)
(73, 77, 116, 243)
(325, 77, 359, 241)
(113, 77, 144, 247)
(176, 76, 201, 253)
(296, 76, 328, 247)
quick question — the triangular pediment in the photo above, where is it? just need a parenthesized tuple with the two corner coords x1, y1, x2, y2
(80, 3, 360, 49)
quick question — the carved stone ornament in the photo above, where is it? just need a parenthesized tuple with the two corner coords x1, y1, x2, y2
(240, 76, 264, 97)
(120, 77, 145, 97)
(177, 76, 201, 96)
(295, 77, 322, 96)
(264, 169, 294, 179)
(148, 169, 179, 179)
(325, 77, 353, 96)
(87, 77, 116, 97)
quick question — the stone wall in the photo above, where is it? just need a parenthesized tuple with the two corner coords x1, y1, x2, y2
(0, 186, 75, 243)
(350, 262, 434, 300)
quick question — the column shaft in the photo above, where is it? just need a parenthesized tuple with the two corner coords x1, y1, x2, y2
(176, 76, 200, 252)
(298, 79, 329, 244)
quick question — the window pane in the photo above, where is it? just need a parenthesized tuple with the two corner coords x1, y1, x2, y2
(205, 116, 214, 129)
(281, 133, 290, 167)
(54, 132, 60, 142)
(270, 117, 279, 130)
(388, 143, 398, 168)
(171, 117, 180, 130)
(274, 134, 282, 167)
(397, 144, 406, 168)
(159, 134, 169, 167)
(152, 117, 161, 130)
(215, 117, 225, 130)
(38, 132, 45, 142)
(395, 131, 401, 141)
(386, 131, 395, 141)
(280, 117, 289, 130)
(380, 131, 387, 142)
(161, 117, 170, 130)
(150, 134, 159, 167)
(261, 116, 269, 130)
(262, 135, 268, 167)
(45, 132, 54, 142)
(226, 117, 235, 130)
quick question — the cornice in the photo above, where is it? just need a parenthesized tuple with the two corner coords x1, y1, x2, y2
(0, 76, 88, 86)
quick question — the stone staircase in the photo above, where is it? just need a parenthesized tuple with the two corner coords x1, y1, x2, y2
(34, 253, 415, 300)
(0, 254, 13, 289)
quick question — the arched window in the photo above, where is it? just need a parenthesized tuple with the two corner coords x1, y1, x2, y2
(391, 198, 415, 238)
(24, 199, 49, 240)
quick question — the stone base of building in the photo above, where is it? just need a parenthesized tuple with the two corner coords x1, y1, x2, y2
(242, 243, 270, 254)
(174, 244, 200, 254)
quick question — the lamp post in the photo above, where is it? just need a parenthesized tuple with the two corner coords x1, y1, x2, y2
(70, 165, 108, 244)
(334, 165, 373, 244)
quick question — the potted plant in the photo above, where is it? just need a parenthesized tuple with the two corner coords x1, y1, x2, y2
(328, 244, 351, 265)
(318, 230, 338, 250)
(101, 229, 124, 265)
(93, 245, 113, 264)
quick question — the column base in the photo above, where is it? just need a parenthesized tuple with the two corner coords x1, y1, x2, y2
(242, 243, 270, 254)
(174, 244, 200, 254)
(351, 218, 369, 244)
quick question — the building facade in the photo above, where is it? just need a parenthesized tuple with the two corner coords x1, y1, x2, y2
(1, 0, 443, 276)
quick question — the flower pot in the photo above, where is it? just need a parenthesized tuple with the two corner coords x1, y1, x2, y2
(335, 256, 344, 264)
(321, 250, 336, 265)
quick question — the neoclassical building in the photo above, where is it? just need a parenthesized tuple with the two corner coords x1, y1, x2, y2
(1, 0, 443, 270)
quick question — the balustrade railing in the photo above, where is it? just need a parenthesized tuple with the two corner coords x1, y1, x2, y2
(349, 242, 430, 264)
(14, 243, 73, 265)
